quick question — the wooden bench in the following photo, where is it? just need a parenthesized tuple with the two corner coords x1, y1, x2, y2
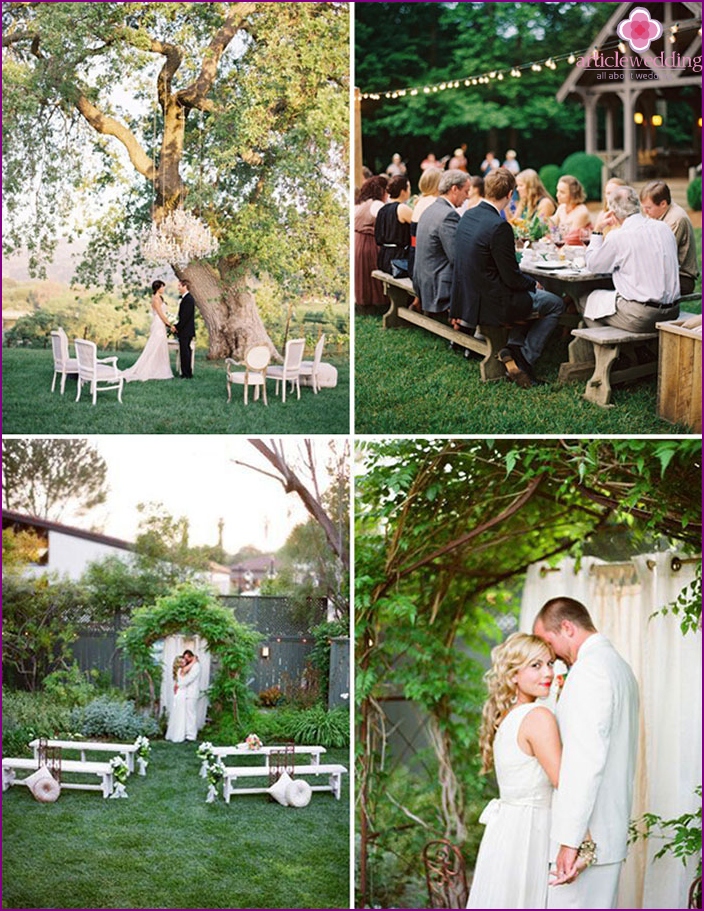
(29, 738, 140, 774)
(204, 744, 325, 777)
(2, 757, 115, 798)
(559, 301, 700, 407)
(222, 762, 348, 803)
(372, 269, 579, 382)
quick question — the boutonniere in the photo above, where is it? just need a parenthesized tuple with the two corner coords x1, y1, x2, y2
(554, 670, 568, 701)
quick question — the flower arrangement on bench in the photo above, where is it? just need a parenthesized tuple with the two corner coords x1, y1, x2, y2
(245, 733, 262, 751)
(109, 756, 129, 798)
(134, 736, 151, 775)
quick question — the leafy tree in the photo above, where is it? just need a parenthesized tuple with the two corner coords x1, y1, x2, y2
(2, 2, 349, 358)
(2, 438, 108, 521)
(355, 2, 617, 177)
(2, 534, 86, 691)
(3, 310, 55, 347)
(355, 438, 701, 905)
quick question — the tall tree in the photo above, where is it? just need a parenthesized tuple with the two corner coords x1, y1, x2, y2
(356, 2, 616, 176)
(242, 437, 350, 571)
(2, 2, 349, 358)
(2, 438, 108, 520)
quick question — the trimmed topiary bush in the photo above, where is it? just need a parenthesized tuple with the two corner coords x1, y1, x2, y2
(70, 696, 159, 740)
(686, 176, 702, 211)
(538, 164, 562, 200)
(560, 152, 604, 201)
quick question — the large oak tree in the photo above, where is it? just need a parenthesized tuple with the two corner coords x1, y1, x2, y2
(2, 2, 349, 357)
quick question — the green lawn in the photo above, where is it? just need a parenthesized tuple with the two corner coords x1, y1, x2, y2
(1, 741, 350, 909)
(2, 349, 350, 435)
(355, 228, 702, 434)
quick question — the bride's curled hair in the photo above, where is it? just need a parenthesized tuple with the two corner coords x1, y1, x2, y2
(478, 632, 554, 773)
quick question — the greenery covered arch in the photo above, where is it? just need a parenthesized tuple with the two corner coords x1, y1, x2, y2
(120, 585, 260, 725)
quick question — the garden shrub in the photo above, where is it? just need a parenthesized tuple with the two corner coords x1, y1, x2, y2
(42, 663, 98, 706)
(686, 176, 702, 211)
(70, 696, 159, 740)
(560, 152, 604, 201)
(2, 688, 74, 756)
(538, 164, 561, 200)
(285, 704, 350, 748)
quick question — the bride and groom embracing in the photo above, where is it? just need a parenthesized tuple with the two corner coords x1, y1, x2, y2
(165, 649, 202, 743)
(468, 597, 639, 910)
(122, 279, 196, 382)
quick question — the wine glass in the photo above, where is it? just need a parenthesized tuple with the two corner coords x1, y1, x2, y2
(579, 228, 591, 247)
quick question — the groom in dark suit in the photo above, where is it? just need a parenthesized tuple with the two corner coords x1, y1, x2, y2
(175, 279, 196, 378)
(450, 168, 564, 387)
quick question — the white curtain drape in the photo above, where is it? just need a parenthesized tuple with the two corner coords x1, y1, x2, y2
(158, 634, 211, 731)
(520, 552, 701, 910)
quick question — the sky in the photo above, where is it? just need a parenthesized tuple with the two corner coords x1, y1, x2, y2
(55, 436, 342, 556)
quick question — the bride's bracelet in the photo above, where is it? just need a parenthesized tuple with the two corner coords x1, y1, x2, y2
(577, 838, 597, 867)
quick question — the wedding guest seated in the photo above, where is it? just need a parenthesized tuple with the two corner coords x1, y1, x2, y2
(450, 167, 564, 388)
(375, 175, 413, 275)
(640, 180, 699, 294)
(354, 175, 388, 310)
(408, 166, 443, 283)
(551, 175, 592, 244)
(511, 169, 556, 222)
(592, 176, 625, 236)
(583, 185, 680, 332)
(412, 169, 470, 316)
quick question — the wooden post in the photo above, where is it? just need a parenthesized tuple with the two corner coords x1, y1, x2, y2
(354, 87, 364, 191)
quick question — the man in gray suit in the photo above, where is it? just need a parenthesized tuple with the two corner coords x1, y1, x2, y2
(412, 169, 470, 315)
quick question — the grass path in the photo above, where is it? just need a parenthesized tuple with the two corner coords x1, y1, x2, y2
(1, 741, 350, 909)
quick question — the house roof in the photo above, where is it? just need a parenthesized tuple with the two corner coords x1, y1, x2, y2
(2, 509, 134, 552)
(556, 1, 702, 101)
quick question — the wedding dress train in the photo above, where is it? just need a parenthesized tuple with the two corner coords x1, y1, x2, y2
(122, 307, 173, 382)
(467, 702, 554, 908)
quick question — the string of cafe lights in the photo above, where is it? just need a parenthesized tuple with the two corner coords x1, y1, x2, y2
(359, 19, 702, 102)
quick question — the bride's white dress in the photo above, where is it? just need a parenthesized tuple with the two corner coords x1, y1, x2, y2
(122, 305, 173, 382)
(165, 662, 201, 742)
(467, 702, 553, 909)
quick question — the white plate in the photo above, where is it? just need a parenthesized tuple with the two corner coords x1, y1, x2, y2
(535, 260, 569, 269)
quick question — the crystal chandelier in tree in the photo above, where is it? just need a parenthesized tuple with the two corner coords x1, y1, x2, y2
(140, 111, 218, 267)
(141, 208, 218, 267)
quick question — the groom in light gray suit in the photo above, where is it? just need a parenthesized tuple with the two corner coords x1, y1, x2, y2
(412, 169, 470, 315)
(534, 597, 639, 909)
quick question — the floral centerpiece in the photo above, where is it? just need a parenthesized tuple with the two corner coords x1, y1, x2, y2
(204, 757, 226, 803)
(512, 212, 550, 247)
(134, 736, 151, 775)
(245, 733, 262, 751)
(109, 756, 129, 799)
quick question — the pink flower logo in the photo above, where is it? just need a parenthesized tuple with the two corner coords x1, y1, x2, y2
(617, 7, 663, 52)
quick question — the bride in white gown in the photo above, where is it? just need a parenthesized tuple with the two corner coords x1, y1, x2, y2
(467, 633, 566, 909)
(122, 280, 174, 382)
(165, 651, 202, 742)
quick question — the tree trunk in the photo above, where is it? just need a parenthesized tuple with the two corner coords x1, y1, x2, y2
(175, 260, 278, 361)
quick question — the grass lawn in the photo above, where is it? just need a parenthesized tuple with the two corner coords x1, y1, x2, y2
(1, 741, 350, 909)
(2, 349, 350, 435)
(355, 229, 701, 435)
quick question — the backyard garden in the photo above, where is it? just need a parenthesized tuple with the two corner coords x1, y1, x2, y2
(2, 525, 351, 909)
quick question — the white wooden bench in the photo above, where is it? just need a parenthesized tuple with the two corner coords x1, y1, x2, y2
(561, 303, 700, 407)
(222, 762, 348, 803)
(29, 738, 140, 774)
(372, 269, 579, 382)
(203, 744, 325, 777)
(2, 757, 115, 798)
